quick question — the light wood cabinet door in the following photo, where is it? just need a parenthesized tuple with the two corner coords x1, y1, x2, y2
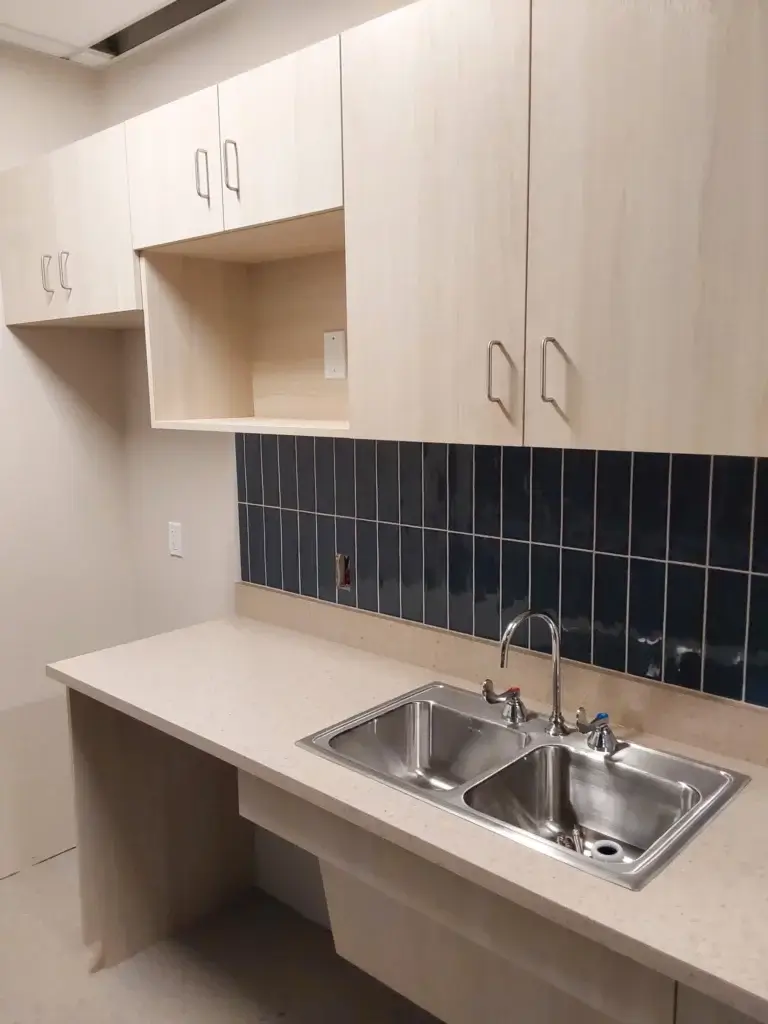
(0, 156, 59, 325)
(218, 37, 343, 231)
(52, 125, 140, 320)
(343, 0, 530, 444)
(525, 0, 768, 455)
(125, 86, 223, 249)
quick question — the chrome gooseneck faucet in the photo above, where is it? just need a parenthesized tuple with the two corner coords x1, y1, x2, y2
(499, 611, 566, 736)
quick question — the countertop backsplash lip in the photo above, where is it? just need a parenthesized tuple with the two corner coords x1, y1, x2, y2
(235, 435, 768, 712)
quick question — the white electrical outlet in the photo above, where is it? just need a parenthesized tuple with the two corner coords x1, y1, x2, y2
(168, 521, 183, 558)
(323, 330, 347, 379)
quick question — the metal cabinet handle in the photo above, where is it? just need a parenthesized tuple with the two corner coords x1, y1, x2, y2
(194, 147, 211, 201)
(487, 340, 504, 405)
(541, 336, 557, 405)
(41, 254, 54, 296)
(223, 139, 240, 196)
(58, 251, 71, 291)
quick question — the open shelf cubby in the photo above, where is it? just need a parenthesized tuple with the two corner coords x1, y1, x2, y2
(141, 209, 349, 435)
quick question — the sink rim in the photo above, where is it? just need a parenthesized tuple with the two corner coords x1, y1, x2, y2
(298, 682, 750, 890)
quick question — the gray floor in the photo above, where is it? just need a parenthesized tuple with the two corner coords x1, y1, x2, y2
(0, 850, 437, 1023)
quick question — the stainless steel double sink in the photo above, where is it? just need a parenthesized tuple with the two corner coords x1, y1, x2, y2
(300, 683, 749, 889)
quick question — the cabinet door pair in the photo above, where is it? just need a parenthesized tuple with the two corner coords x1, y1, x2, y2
(125, 38, 343, 250)
(345, 0, 768, 456)
(0, 125, 138, 326)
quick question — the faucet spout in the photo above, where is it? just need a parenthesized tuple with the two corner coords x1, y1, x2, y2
(500, 611, 567, 736)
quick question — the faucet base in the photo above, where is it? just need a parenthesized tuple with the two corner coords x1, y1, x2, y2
(546, 713, 569, 737)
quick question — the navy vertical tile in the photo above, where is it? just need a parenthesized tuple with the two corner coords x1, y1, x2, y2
(593, 554, 628, 671)
(264, 507, 282, 588)
(448, 445, 473, 533)
(401, 526, 424, 623)
(627, 559, 665, 680)
(562, 450, 595, 551)
(631, 452, 669, 560)
(664, 563, 705, 689)
(502, 447, 530, 541)
(356, 519, 378, 612)
(752, 460, 768, 574)
(355, 439, 377, 520)
(238, 504, 249, 582)
(261, 435, 280, 507)
(424, 530, 448, 629)
(377, 441, 400, 524)
(244, 434, 263, 505)
(424, 443, 448, 530)
(378, 522, 401, 616)
(561, 549, 593, 664)
(399, 442, 423, 527)
(235, 435, 247, 503)
(280, 510, 300, 594)
(334, 439, 356, 518)
(595, 451, 631, 555)
(501, 541, 530, 646)
(703, 570, 747, 700)
(278, 436, 298, 510)
(296, 437, 316, 512)
(530, 544, 560, 651)
(668, 454, 710, 564)
(448, 533, 473, 635)
(315, 438, 335, 516)
(746, 575, 768, 707)
(531, 448, 562, 545)
(298, 512, 318, 598)
(709, 456, 754, 571)
(474, 537, 500, 641)
(247, 505, 266, 586)
(317, 515, 337, 603)
(475, 446, 501, 537)
(335, 517, 357, 607)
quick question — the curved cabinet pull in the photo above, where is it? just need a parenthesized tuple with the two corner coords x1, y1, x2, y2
(58, 251, 71, 291)
(41, 254, 54, 296)
(540, 336, 558, 405)
(194, 147, 211, 201)
(222, 139, 240, 196)
(487, 339, 505, 406)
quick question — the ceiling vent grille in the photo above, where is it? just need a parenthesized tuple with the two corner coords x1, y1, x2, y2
(71, 0, 229, 64)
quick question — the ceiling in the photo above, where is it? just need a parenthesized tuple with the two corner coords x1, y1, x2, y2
(0, 0, 171, 58)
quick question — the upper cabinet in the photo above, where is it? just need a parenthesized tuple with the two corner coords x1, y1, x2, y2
(0, 125, 140, 327)
(525, 0, 768, 456)
(218, 37, 343, 232)
(126, 40, 343, 251)
(343, 0, 530, 445)
(125, 87, 224, 250)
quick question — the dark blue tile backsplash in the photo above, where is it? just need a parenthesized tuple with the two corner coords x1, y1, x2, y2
(236, 435, 768, 710)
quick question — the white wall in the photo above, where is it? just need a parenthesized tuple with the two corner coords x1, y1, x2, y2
(0, 44, 134, 878)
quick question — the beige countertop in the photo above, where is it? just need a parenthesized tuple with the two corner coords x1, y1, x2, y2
(48, 616, 768, 1021)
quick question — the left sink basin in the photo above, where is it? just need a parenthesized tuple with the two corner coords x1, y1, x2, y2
(302, 683, 530, 792)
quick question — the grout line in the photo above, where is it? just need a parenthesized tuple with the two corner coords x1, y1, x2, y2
(239, 436, 251, 582)
(527, 446, 533, 649)
(557, 449, 564, 633)
(661, 455, 673, 682)
(396, 443, 403, 618)
(499, 448, 505, 639)
(624, 452, 634, 675)
(698, 456, 714, 692)
(313, 438, 320, 599)
(374, 442, 380, 613)
(741, 457, 758, 701)
(421, 443, 426, 623)
(353, 441, 360, 610)
(294, 440, 301, 594)
(276, 440, 284, 590)
(590, 451, 598, 665)
(332, 440, 339, 605)
(259, 436, 267, 585)
(471, 447, 476, 638)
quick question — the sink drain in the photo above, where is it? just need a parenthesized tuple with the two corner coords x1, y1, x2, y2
(591, 839, 624, 862)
